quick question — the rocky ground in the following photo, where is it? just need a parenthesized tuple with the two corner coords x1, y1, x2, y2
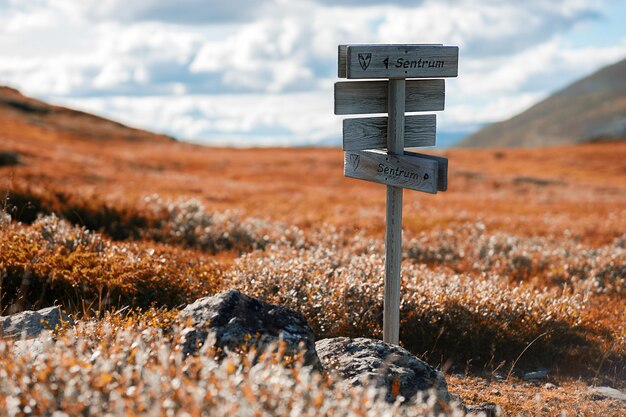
(2, 293, 624, 416)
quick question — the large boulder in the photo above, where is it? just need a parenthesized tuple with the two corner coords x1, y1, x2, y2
(0, 306, 74, 339)
(180, 290, 321, 371)
(316, 337, 449, 404)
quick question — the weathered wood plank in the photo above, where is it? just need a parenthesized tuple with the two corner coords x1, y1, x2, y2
(406, 151, 448, 191)
(338, 43, 443, 79)
(346, 44, 458, 79)
(338, 45, 348, 78)
(334, 80, 445, 115)
(342, 114, 436, 151)
(344, 150, 439, 194)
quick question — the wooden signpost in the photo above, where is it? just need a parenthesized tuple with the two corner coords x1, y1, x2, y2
(335, 44, 458, 345)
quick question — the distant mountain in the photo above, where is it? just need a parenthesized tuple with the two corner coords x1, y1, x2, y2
(459, 57, 626, 148)
(0, 86, 175, 143)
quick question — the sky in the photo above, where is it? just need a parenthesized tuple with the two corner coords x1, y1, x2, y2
(1, 0, 626, 147)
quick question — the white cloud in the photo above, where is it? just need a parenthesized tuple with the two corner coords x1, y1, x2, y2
(58, 91, 339, 146)
(0, 0, 624, 146)
(54, 0, 274, 24)
(190, 17, 319, 93)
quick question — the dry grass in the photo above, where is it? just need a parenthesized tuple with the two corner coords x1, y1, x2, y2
(0, 312, 465, 417)
(227, 226, 625, 379)
(1, 114, 625, 415)
(1, 202, 623, 381)
(0, 214, 221, 314)
(448, 375, 626, 416)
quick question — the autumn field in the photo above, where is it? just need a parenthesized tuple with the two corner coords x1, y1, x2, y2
(0, 93, 625, 416)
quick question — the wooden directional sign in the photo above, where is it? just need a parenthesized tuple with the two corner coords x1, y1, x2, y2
(338, 44, 458, 79)
(344, 150, 440, 194)
(335, 42, 458, 346)
(334, 79, 445, 115)
(343, 115, 436, 151)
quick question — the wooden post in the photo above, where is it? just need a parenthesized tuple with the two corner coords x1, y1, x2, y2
(383, 78, 405, 344)
(338, 43, 458, 344)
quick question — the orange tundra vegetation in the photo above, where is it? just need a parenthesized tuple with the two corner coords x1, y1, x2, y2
(0, 87, 625, 415)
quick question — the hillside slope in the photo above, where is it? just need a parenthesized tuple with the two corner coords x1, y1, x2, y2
(0, 86, 174, 144)
(1, 87, 624, 245)
(460, 57, 626, 147)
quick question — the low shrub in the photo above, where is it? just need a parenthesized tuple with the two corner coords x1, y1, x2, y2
(406, 223, 625, 295)
(2, 185, 299, 255)
(228, 232, 625, 377)
(0, 215, 220, 314)
(0, 312, 464, 417)
(141, 194, 303, 254)
(2, 184, 147, 240)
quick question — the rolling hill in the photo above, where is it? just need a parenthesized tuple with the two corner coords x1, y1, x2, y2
(460, 56, 626, 147)
(0, 86, 174, 144)
(1, 85, 623, 244)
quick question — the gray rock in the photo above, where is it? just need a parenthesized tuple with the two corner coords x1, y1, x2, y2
(180, 290, 321, 371)
(589, 386, 626, 402)
(523, 369, 548, 381)
(0, 306, 74, 339)
(13, 334, 54, 358)
(315, 337, 449, 404)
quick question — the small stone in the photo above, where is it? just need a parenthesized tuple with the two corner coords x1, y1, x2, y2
(466, 402, 499, 417)
(490, 389, 501, 396)
(523, 369, 548, 381)
(588, 386, 626, 402)
(544, 383, 557, 389)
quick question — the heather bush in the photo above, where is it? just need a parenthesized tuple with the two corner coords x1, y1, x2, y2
(141, 194, 284, 254)
(228, 231, 625, 375)
(0, 312, 466, 417)
(2, 184, 148, 240)
(0, 216, 219, 314)
(405, 223, 626, 295)
(2, 187, 297, 255)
